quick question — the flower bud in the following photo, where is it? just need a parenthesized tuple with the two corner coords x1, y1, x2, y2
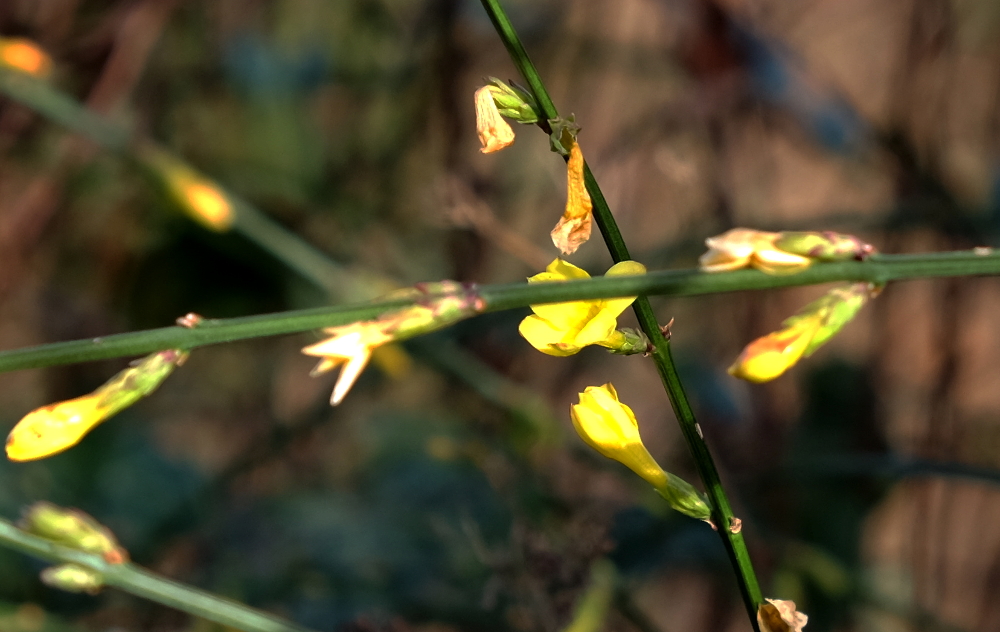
(570, 384, 711, 521)
(7, 349, 188, 461)
(700, 228, 875, 275)
(774, 231, 875, 262)
(729, 283, 874, 383)
(0, 37, 53, 77)
(40, 564, 104, 595)
(484, 77, 539, 124)
(21, 502, 128, 563)
(138, 145, 235, 231)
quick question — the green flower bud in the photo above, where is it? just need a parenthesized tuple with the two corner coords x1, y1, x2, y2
(485, 77, 539, 123)
(41, 564, 104, 595)
(774, 231, 875, 262)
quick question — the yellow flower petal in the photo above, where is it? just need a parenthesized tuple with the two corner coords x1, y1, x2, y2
(179, 180, 233, 232)
(518, 314, 581, 357)
(7, 395, 110, 462)
(519, 259, 646, 356)
(727, 316, 822, 383)
(0, 37, 53, 77)
(475, 86, 515, 153)
(7, 350, 187, 461)
(551, 140, 593, 255)
(571, 384, 666, 489)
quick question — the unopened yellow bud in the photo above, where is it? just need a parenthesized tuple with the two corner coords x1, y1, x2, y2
(475, 86, 516, 153)
(138, 146, 234, 231)
(728, 283, 875, 383)
(570, 384, 711, 521)
(0, 37, 53, 77)
(7, 349, 188, 461)
(728, 317, 822, 383)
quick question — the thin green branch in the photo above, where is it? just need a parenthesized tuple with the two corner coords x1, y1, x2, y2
(1, 251, 999, 373)
(0, 518, 315, 632)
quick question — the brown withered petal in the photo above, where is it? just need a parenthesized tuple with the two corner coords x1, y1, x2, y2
(757, 599, 808, 632)
(550, 141, 592, 254)
(475, 86, 515, 153)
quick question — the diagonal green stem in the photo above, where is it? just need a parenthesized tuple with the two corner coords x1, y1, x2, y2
(0, 518, 315, 632)
(477, 0, 765, 624)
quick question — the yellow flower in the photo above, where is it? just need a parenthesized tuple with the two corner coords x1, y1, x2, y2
(550, 138, 593, 255)
(571, 384, 666, 488)
(304, 281, 485, 405)
(302, 322, 395, 406)
(757, 599, 808, 632)
(727, 316, 822, 383)
(571, 384, 711, 520)
(137, 145, 234, 231)
(7, 394, 109, 462)
(0, 37, 53, 77)
(728, 283, 874, 383)
(700, 228, 876, 275)
(518, 259, 646, 357)
(475, 86, 516, 153)
(7, 350, 187, 461)
(699, 228, 812, 274)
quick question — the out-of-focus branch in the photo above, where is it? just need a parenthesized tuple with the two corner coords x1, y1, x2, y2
(0, 517, 316, 632)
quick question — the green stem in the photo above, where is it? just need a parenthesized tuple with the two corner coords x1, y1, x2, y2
(477, 0, 765, 623)
(0, 251, 998, 373)
(0, 518, 315, 632)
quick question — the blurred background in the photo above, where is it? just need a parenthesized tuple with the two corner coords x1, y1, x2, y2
(1, 0, 1000, 630)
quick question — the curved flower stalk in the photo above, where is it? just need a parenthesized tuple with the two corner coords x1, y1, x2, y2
(700, 228, 874, 275)
(303, 281, 485, 405)
(518, 259, 648, 357)
(6, 349, 188, 461)
(757, 598, 808, 632)
(570, 384, 711, 521)
(729, 282, 877, 383)
(0, 37, 53, 78)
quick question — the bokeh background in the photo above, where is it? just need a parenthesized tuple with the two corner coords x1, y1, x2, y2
(2, 0, 1000, 630)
